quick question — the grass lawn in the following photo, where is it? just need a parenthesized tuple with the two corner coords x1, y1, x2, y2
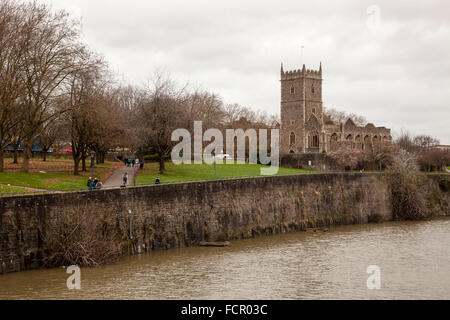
(136, 161, 317, 185)
(0, 156, 120, 192)
(0, 184, 31, 194)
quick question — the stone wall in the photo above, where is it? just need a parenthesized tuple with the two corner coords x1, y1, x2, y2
(1, 173, 448, 274)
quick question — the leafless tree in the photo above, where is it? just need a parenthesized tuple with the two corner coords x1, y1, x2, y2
(413, 134, 440, 151)
(134, 71, 189, 174)
(64, 54, 110, 175)
(0, 0, 27, 171)
(19, 1, 85, 172)
(37, 119, 64, 161)
(323, 107, 367, 126)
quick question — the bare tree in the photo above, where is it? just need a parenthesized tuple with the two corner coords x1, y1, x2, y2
(135, 72, 188, 174)
(65, 54, 109, 175)
(323, 107, 367, 126)
(19, 2, 85, 172)
(413, 135, 440, 151)
(37, 118, 64, 161)
(0, 0, 27, 171)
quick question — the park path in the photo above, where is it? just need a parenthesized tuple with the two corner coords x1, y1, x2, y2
(103, 165, 137, 188)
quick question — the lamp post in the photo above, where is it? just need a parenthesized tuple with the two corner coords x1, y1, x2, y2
(133, 160, 137, 186)
(90, 150, 95, 179)
(212, 150, 216, 179)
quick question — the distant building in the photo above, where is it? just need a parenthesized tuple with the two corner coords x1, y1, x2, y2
(434, 145, 450, 152)
(280, 63, 392, 155)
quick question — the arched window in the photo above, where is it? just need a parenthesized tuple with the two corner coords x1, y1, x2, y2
(363, 135, 371, 151)
(308, 130, 319, 148)
(355, 135, 362, 150)
(346, 134, 354, 148)
(289, 132, 295, 146)
(330, 133, 339, 151)
(290, 87, 295, 94)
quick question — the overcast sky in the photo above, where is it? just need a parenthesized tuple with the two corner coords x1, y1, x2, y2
(41, 0, 450, 143)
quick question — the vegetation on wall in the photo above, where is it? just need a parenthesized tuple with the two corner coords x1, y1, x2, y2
(385, 149, 433, 221)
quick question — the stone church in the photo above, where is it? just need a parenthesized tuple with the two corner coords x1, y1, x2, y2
(280, 63, 391, 155)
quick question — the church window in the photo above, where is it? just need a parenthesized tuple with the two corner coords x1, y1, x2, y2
(290, 132, 295, 146)
(308, 130, 319, 148)
(290, 87, 295, 94)
(290, 120, 295, 125)
(312, 86, 315, 94)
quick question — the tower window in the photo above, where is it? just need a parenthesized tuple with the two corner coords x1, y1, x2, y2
(308, 130, 320, 148)
(312, 87, 315, 93)
(290, 87, 295, 94)
(290, 132, 295, 146)
(290, 120, 295, 125)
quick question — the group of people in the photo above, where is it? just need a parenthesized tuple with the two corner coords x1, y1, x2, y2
(124, 157, 142, 168)
(87, 177, 102, 190)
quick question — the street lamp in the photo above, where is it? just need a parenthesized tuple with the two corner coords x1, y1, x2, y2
(133, 160, 137, 186)
(212, 150, 216, 179)
(90, 150, 95, 179)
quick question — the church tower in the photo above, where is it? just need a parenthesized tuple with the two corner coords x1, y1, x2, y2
(280, 63, 323, 154)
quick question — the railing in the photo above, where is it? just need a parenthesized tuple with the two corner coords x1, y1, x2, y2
(0, 172, 325, 197)
(0, 171, 395, 198)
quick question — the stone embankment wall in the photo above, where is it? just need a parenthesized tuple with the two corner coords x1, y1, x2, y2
(1, 173, 448, 274)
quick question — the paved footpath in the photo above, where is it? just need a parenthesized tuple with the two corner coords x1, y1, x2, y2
(103, 165, 137, 188)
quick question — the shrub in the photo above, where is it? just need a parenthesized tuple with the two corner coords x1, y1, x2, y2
(41, 207, 122, 267)
(385, 149, 433, 220)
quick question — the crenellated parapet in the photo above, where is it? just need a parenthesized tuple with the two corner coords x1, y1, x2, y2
(280, 63, 322, 80)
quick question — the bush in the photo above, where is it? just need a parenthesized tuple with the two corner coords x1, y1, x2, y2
(418, 149, 450, 172)
(385, 149, 433, 220)
(41, 207, 122, 267)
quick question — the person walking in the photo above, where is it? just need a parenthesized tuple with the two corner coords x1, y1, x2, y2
(135, 158, 139, 168)
(132, 159, 135, 167)
(123, 172, 128, 187)
(155, 177, 160, 185)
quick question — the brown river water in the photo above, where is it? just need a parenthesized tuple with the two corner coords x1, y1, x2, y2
(1, 217, 450, 300)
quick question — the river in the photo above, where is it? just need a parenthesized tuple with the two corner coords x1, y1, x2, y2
(1, 217, 450, 300)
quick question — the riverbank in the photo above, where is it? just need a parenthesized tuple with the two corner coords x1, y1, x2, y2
(0, 173, 449, 274)
(1, 217, 450, 299)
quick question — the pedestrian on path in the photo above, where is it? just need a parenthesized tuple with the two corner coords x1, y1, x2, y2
(135, 158, 139, 168)
(155, 177, 160, 185)
(123, 172, 128, 186)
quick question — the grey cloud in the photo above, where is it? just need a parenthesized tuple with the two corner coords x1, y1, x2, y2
(42, 0, 450, 143)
